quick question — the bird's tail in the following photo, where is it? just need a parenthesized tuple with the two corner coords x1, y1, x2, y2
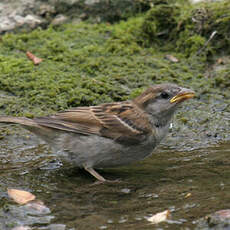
(0, 116, 58, 145)
(0, 116, 38, 127)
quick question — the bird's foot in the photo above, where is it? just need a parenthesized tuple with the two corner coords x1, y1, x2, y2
(83, 166, 124, 185)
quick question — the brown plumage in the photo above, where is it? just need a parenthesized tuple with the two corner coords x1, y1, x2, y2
(34, 102, 152, 142)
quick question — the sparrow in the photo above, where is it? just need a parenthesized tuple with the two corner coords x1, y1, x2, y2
(0, 83, 195, 182)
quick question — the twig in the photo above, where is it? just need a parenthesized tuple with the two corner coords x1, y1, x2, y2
(196, 30, 217, 55)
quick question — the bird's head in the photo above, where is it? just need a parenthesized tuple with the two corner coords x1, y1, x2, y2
(134, 83, 195, 127)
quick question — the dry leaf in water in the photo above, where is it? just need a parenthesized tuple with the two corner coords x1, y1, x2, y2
(26, 51, 43, 65)
(146, 210, 170, 224)
(8, 188, 36, 205)
(185, 192, 192, 198)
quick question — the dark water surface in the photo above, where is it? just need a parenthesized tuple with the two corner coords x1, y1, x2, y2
(0, 132, 230, 230)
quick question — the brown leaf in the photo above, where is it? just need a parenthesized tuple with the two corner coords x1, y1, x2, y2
(26, 51, 43, 65)
(8, 188, 36, 205)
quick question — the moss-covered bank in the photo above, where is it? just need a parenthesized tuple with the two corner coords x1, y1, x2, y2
(0, 0, 229, 149)
(142, 0, 230, 58)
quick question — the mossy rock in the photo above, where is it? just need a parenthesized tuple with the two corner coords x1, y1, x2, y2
(141, 0, 230, 57)
(141, 3, 180, 44)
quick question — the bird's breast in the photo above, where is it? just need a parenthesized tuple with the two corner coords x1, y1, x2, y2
(155, 123, 170, 144)
(49, 131, 162, 168)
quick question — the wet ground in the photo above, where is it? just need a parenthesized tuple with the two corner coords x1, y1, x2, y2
(0, 129, 230, 230)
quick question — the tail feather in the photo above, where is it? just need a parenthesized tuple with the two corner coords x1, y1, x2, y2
(0, 116, 37, 127)
(0, 116, 59, 144)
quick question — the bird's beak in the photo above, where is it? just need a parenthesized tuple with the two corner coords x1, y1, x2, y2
(170, 88, 195, 103)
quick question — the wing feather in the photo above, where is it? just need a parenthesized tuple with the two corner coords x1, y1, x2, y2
(34, 101, 153, 143)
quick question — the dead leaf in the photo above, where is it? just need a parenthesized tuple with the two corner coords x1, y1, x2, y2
(165, 54, 179, 63)
(217, 58, 224, 64)
(185, 192, 192, 198)
(26, 51, 43, 65)
(7, 188, 36, 205)
(146, 210, 170, 224)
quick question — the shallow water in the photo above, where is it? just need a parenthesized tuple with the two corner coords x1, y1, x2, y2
(0, 131, 230, 230)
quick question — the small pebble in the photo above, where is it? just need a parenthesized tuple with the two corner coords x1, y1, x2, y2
(120, 188, 131, 194)
(118, 217, 128, 223)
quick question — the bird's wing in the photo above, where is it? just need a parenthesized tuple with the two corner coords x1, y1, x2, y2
(91, 102, 152, 140)
(34, 101, 153, 143)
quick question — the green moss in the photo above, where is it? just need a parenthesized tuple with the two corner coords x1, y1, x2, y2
(211, 64, 230, 90)
(141, 0, 230, 57)
(141, 3, 180, 45)
(177, 34, 206, 57)
(0, 1, 229, 118)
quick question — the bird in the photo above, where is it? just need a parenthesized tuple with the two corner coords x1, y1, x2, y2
(0, 83, 195, 182)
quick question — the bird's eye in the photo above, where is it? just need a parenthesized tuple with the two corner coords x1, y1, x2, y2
(160, 92, 170, 99)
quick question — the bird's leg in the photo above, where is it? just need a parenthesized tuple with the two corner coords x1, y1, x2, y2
(84, 166, 106, 182)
